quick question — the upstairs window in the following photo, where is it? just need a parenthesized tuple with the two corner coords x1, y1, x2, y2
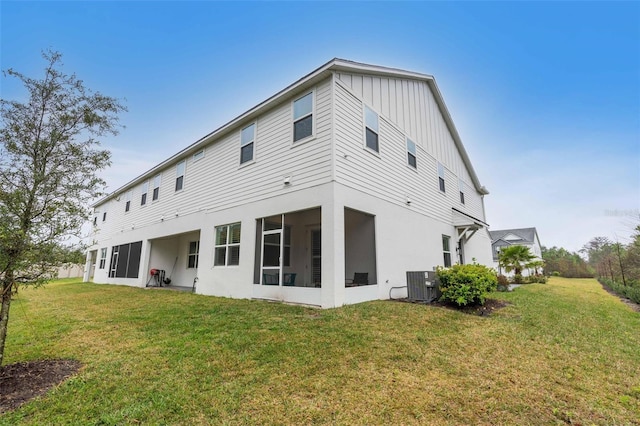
(193, 149, 205, 162)
(459, 179, 465, 204)
(293, 92, 313, 142)
(152, 174, 161, 201)
(240, 123, 255, 164)
(141, 181, 149, 206)
(438, 163, 446, 192)
(364, 106, 379, 152)
(102, 211, 107, 222)
(124, 191, 132, 212)
(407, 138, 417, 168)
(93, 215, 98, 226)
(442, 235, 452, 267)
(188, 241, 200, 269)
(215, 223, 241, 266)
(175, 161, 185, 192)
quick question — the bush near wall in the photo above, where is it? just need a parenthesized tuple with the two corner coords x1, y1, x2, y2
(599, 278, 640, 304)
(436, 264, 498, 306)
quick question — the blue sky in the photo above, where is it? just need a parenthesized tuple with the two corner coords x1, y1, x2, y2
(2, 1, 638, 252)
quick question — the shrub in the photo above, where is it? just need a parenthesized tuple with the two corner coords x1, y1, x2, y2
(436, 263, 498, 306)
(600, 278, 640, 304)
(512, 274, 524, 284)
(496, 274, 510, 292)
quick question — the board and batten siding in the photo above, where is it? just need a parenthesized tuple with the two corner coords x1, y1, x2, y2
(93, 78, 333, 242)
(333, 78, 485, 224)
(334, 71, 477, 188)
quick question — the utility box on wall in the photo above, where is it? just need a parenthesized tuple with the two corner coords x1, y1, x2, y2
(406, 271, 440, 302)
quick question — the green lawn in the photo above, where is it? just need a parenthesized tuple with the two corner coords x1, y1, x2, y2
(1, 277, 639, 425)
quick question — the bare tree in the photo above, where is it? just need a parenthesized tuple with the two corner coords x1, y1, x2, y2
(0, 50, 126, 365)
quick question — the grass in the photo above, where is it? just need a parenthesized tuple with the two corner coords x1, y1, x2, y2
(1, 277, 639, 425)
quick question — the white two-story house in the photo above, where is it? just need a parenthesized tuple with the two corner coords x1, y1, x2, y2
(85, 59, 493, 308)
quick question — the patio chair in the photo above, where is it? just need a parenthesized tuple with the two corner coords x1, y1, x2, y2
(262, 273, 279, 286)
(283, 273, 297, 286)
(346, 272, 369, 287)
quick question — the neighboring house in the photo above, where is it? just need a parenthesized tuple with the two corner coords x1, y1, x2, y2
(489, 227, 543, 276)
(84, 59, 493, 308)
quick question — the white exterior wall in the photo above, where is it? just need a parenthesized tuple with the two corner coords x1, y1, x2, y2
(88, 63, 493, 308)
(90, 77, 334, 287)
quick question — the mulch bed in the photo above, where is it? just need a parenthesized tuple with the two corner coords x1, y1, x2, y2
(0, 359, 81, 413)
(395, 297, 511, 316)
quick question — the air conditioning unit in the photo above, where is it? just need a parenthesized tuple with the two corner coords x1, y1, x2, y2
(406, 271, 440, 303)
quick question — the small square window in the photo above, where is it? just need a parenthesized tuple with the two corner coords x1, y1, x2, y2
(193, 149, 205, 161)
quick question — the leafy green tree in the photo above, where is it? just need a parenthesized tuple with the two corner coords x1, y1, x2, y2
(0, 50, 125, 365)
(542, 246, 593, 278)
(498, 245, 536, 276)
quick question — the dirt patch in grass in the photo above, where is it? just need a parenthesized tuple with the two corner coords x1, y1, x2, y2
(394, 297, 511, 316)
(0, 359, 81, 413)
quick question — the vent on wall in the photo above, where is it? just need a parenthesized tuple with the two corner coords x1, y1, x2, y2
(406, 271, 440, 303)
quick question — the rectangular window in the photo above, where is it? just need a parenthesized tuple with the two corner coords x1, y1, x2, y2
(214, 223, 241, 266)
(188, 241, 199, 269)
(176, 160, 187, 192)
(407, 138, 417, 168)
(99, 248, 107, 269)
(102, 211, 107, 222)
(108, 241, 142, 278)
(141, 181, 149, 206)
(459, 179, 465, 204)
(193, 149, 204, 162)
(93, 216, 97, 226)
(152, 174, 161, 201)
(442, 235, 452, 267)
(293, 92, 313, 142)
(175, 161, 185, 192)
(240, 123, 255, 164)
(124, 191, 132, 212)
(438, 163, 446, 192)
(365, 106, 379, 152)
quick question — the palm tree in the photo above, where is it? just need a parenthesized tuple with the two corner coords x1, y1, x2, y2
(498, 245, 536, 276)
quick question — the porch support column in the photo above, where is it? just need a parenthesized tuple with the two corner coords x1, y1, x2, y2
(82, 250, 92, 282)
(139, 239, 153, 288)
(321, 199, 345, 309)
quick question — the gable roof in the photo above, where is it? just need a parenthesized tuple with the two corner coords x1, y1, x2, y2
(94, 58, 489, 207)
(489, 228, 540, 245)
